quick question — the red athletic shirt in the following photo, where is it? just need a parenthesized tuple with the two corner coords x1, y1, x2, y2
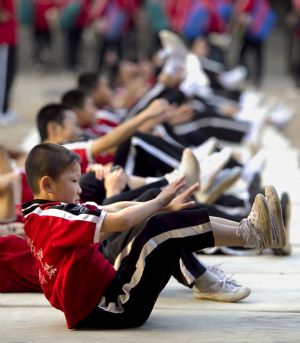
(0, 0, 17, 45)
(22, 200, 116, 329)
(236, 0, 255, 13)
(0, 235, 41, 292)
(63, 140, 114, 173)
(80, 109, 122, 138)
(34, 1, 54, 31)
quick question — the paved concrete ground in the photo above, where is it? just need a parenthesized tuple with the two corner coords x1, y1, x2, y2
(0, 73, 300, 342)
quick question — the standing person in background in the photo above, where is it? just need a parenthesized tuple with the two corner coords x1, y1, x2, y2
(92, 0, 140, 75)
(60, 0, 92, 71)
(32, 0, 57, 69)
(287, 0, 300, 89)
(0, 0, 17, 124)
(235, 0, 277, 87)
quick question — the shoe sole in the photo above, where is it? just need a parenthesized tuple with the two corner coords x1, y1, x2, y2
(219, 246, 262, 256)
(201, 148, 232, 193)
(180, 148, 200, 188)
(193, 286, 251, 303)
(201, 168, 241, 205)
(265, 185, 286, 249)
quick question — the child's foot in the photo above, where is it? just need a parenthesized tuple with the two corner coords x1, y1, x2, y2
(264, 185, 287, 249)
(200, 147, 232, 193)
(272, 191, 292, 256)
(193, 264, 251, 303)
(195, 166, 241, 205)
(165, 148, 200, 189)
(179, 148, 200, 188)
(237, 193, 271, 249)
(191, 137, 218, 162)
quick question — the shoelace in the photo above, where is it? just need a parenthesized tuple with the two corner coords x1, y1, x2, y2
(236, 218, 261, 248)
(207, 264, 241, 288)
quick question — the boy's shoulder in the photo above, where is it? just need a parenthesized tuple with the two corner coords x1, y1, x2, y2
(22, 200, 102, 218)
(22, 199, 63, 217)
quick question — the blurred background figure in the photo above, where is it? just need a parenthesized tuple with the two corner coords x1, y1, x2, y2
(0, 0, 17, 124)
(234, 0, 277, 87)
(286, 0, 300, 89)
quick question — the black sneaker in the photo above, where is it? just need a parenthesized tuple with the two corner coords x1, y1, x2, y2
(272, 191, 292, 256)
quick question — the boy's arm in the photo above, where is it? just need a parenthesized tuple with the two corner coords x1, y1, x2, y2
(90, 99, 170, 159)
(100, 178, 187, 235)
(102, 201, 141, 212)
(101, 198, 165, 233)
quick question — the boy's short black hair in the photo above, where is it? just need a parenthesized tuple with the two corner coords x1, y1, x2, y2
(25, 143, 80, 195)
(61, 89, 88, 109)
(37, 103, 72, 141)
(78, 72, 100, 93)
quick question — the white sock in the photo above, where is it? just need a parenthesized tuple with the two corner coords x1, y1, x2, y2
(145, 177, 162, 185)
(194, 269, 219, 291)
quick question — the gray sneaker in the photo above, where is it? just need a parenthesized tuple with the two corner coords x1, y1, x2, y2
(272, 191, 292, 256)
(237, 194, 271, 249)
(264, 185, 287, 249)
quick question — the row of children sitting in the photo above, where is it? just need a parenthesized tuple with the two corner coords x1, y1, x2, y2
(0, 30, 289, 329)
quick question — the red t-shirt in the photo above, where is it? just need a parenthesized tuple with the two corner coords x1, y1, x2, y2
(34, 1, 54, 31)
(63, 140, 114, 173)
(0, 235, 41, 292)
(20, 169, 34, 204)
(165, 0, 193, 33)
(236, 0, 255, 13)
(0, 0, 17, 45)
(22, 200, 116, 329)
(80, 109, 122, 138)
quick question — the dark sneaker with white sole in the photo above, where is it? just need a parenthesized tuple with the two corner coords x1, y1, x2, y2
(264, 185, 287, 249)
(272, 191, 292, 256)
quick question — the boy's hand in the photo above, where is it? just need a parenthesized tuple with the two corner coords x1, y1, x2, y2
(166, 183, 199, 211)
(86, 164, 110, 180)
(168, 104, 194, 126)
(104, 167, 128, 197)
(156, 177, 187, 207)
(142, 99, 171, 120)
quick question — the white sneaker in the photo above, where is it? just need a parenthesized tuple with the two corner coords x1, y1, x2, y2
(159, 30, 188, 60)
(193, 265, 251, 302)
(219, 65, 247, 90)
(196, 166, 241, 204)
(241, 150, 266, 183)
(165, 148, 200, 189)
(179, 53, 211, 98)
(200, 147, 232, 193)
(268, 104, 294, 129)
(192, 137, 218, 162)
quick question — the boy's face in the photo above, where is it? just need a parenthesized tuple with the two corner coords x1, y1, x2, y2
(49, 162, 82, 203)
(59, 110, 81, 143)
(92, 76, 113, 107)
(78, 96, 97, 126)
